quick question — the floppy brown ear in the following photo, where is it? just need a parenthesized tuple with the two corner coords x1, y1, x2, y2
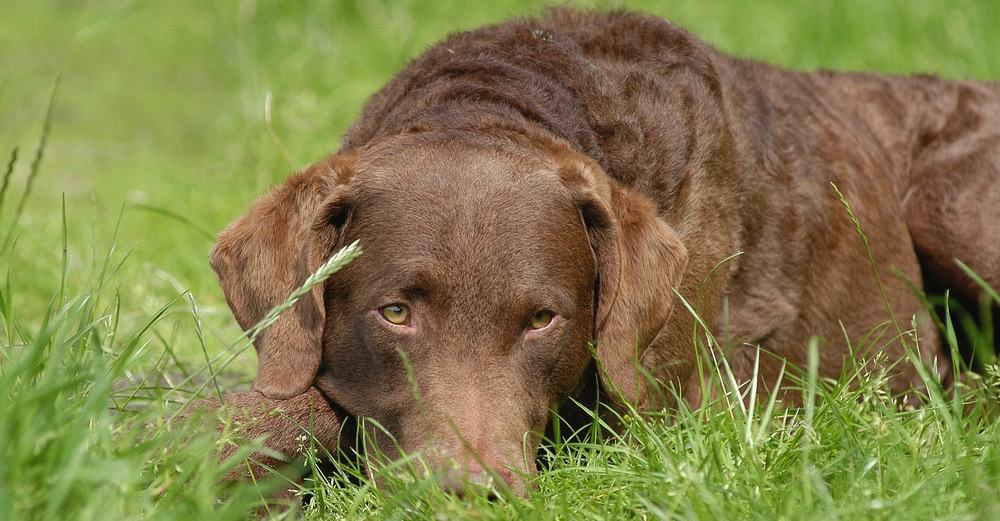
(210, 154, 355, 399)
(557, 152, 688, 406)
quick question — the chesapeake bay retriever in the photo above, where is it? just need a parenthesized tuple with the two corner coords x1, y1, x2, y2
(204, 9, 1000, 498)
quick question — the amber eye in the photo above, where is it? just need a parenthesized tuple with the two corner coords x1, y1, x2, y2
(528, 310, 555, 330)
(380, 304, 410, 325)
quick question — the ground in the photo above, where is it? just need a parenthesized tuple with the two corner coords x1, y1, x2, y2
(1, 1, 998, 519)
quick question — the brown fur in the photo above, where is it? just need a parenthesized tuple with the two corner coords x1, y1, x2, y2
(203, 9, 1000, 498)
(181, 387, 345, 511)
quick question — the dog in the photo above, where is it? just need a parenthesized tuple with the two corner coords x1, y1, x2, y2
(204, 8, 1000, 499)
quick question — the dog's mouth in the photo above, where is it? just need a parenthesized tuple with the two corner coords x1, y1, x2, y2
(317, 361, 607, 499)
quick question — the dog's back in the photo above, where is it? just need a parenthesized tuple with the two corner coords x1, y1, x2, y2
(343, 8, 999, 391)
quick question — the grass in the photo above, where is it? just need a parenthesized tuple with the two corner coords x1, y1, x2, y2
(1, 0, 999, 519)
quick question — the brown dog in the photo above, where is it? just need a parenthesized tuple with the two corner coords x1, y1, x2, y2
(206, 9, 1000, 497)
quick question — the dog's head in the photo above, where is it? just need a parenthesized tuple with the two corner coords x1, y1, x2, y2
(210, 132, 687, 495)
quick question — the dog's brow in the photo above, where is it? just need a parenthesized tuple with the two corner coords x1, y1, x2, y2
(399, 284, 431, 301)
(380, 265, 442, 296)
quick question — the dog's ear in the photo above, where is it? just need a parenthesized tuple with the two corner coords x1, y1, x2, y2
(210, 154, 356, 399)
(557, 152, 688, 406)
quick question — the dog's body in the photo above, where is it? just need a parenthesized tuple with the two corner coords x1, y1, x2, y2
(205, 9, 1000, 497)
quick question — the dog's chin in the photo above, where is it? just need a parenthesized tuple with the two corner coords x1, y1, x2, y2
(437, 465, 533, 500)
(363, 453, 534, 500)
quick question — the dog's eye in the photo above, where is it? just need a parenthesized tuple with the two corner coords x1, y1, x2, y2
(528, 310, 554, 330)
(380, 304, 410, 325)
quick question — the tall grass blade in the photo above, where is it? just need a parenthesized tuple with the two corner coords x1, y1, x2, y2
(127, 202, 217, 241)
(2, 76, 60, 254)
(0, 147, 17, 215)
(245, 240, 362, 343)
(830, 182, 904, 342)
(955, 259, 1000, 306)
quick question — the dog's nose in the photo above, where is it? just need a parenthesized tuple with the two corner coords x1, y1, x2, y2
(439, 468, 500, 500)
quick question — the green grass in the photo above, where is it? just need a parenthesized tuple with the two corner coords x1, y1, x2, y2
(2, 0, 999, 519)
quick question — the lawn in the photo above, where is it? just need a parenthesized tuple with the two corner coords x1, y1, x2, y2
(1, 0, 998, 519)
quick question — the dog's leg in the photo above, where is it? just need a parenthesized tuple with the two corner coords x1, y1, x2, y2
(905, 80, 1000, 365)
(181, 386, 345, 509)
(906, 80, 1000, 302)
